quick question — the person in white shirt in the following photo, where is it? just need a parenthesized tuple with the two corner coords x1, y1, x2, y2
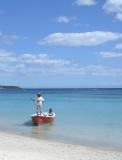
(35, 93, 44, 115)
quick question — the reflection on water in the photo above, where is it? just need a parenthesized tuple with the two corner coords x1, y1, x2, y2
(23, 119, 55, 139)
(31, 123, 55, 139)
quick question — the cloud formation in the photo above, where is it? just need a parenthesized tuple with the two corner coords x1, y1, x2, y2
(1, 49, 122, 76)
(83, 65, 122, 75)
(0, 32, 18, 44)
(103, 0, 122, 21)
(74, 0, 96, 6)
(0, 49, 79, 75)
(98, 51, 122, 58)
(53, 16, 77, 23)
(39, 31, 122, 46)
(115, 43, 122, 49)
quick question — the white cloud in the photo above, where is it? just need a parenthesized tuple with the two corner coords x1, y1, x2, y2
(0, 50, 78, 75)
(39, 31, 122, 46)
(53, 16, 77, 24)
(0, 32, 19, 44)
(74, 0, 96, 6)
(0, 49, 122, 76)
(83, 65, 122, 75)
(0, 49, 17, 62)
(103, 0, 122, 21)
(19, 53, 71, 66)
(115, 43, 122, 49)
(0, 51, 71, 66)
(98, 51, 122, 58)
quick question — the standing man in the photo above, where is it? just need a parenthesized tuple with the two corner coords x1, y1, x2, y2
(35, 93, 44, 115)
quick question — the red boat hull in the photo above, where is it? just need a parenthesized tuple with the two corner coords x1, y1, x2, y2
(31, 113, 55, 125)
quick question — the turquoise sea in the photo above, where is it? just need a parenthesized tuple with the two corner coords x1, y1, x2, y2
(0, 88, 122, 151)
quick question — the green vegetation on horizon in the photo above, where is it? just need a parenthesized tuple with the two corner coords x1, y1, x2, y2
(0, 85, 21, 90)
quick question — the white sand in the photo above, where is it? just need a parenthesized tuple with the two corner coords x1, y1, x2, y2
(0, 132, 122, 160)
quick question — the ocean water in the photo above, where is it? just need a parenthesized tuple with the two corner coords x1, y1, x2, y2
(0, 88, 122, 151)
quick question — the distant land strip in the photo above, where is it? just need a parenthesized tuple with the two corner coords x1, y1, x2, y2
(0, 85, 21, 89)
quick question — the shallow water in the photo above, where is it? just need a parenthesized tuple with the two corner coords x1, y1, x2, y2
(0, 88, 122, 151)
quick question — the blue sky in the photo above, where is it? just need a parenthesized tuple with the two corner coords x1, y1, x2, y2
(0, 0, 122, 88)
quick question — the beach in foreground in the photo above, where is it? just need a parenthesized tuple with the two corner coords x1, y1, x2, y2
(0, 131, 122, 160)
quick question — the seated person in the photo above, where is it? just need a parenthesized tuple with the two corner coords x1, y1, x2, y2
(48, 108, 53, 116)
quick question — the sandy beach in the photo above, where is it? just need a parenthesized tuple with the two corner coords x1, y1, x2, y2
(0, 131, 121, 160)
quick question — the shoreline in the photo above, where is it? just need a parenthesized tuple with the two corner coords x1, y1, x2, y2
(1, 126, 122, 153)
(1, 124, 122, 153)
(0, 131, 122, 160)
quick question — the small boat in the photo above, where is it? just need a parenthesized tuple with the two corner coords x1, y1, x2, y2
(31, 112, 55, 125)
